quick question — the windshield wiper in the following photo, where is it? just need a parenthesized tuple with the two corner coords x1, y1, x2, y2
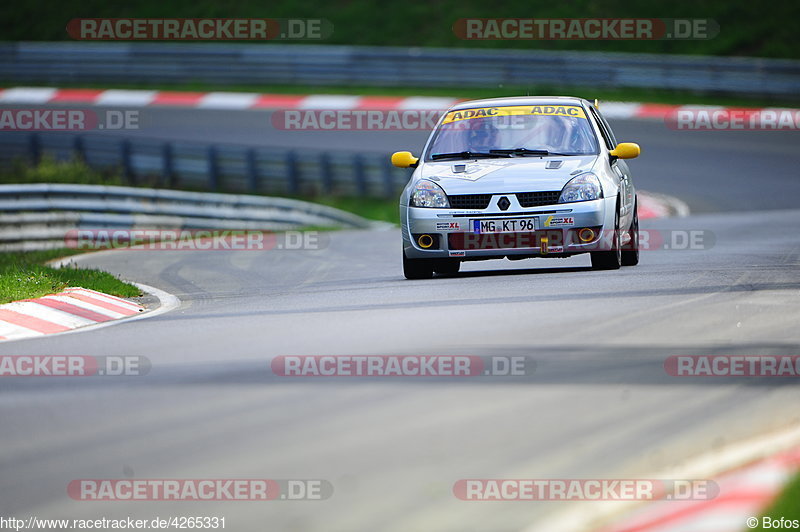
(490, 148, 571, 157)
(430, 151, 512, 161)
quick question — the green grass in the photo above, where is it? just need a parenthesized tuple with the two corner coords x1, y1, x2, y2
(0, 249, 141, 304)
(4, 157, 123, 185)
(9, 80, 799, 108)
(754, 471, 800, 530)
(1, 0, 799, 58)
(312, 196, 400, 225)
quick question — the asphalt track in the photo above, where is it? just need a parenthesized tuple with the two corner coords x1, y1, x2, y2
(0, 107, 799, 532)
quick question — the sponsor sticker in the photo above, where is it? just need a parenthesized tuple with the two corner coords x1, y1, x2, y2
(449, 250, 466, 257)
(543, 216, 575, 227)
(436, 222, 461, 231)
(442, 105, 587, 124)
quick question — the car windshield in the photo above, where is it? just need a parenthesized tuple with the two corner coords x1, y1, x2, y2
(426, 104, 599, 160)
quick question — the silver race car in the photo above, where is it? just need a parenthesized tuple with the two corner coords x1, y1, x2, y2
(392, 96, 641, 279)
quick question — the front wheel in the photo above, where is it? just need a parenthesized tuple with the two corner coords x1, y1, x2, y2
(591, 205, 622, 270)
(403, 250, 434, 280)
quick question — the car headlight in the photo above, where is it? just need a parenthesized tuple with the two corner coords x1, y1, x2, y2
(410, 180, 450, 208)
(558, 173, 603, 203)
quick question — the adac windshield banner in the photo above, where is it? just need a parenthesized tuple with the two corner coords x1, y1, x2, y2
(442, 105, 587, 124)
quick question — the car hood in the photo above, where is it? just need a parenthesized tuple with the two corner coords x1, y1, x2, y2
(418, 156, 598, 195)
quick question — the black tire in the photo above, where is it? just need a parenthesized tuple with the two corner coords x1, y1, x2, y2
(591, 204, 622, 270)
(403, 250, 434, 279)
(433, 259, 460, 275)
(621, 200, 640, 266)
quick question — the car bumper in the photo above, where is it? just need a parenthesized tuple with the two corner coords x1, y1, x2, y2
(402, 197, 615, 259)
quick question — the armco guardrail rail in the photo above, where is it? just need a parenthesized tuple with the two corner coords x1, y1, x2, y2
(0, 183, 379, 250)
(1, 42, 799, 97)
(0, 131, 413, 198)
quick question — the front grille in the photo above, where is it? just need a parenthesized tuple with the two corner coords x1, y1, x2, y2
(448, 194, 493, 209)
(516, 191, 561, 208)
(448, 230, 566, 250)
(448, 192, 562, 210)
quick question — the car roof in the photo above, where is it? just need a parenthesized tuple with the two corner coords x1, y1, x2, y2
(448, 96, 591, 111)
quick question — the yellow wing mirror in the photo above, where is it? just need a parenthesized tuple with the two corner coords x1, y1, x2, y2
(391, 151, 419, 168)
(609, 142, 640, 160)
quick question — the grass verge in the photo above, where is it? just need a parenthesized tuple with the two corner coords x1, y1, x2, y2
(0, 249, 141, 304)
(755, 470, 800, 530)
(5, 157, 123, 186)
(312, 196, 399, 225)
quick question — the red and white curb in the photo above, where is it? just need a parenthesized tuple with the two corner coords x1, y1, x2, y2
(0, 87, 790, 120)
(638, 191, 690, 220)
(525, 423, 800, 532)
(0, 287, 144, 341)
(0, 87, 458, 112)
(595, 448, 800, 532)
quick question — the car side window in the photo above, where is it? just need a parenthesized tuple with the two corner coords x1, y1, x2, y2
(597, 109, 618, 147)
(588, 106, 615, 150)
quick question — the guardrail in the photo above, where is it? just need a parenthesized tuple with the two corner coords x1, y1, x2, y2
(0, 131, 413, 198)
(1, 42, 799, 98)
(0, 183, 381, 250)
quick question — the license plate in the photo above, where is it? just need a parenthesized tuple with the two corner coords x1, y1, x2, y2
(472, 218, 536, 234)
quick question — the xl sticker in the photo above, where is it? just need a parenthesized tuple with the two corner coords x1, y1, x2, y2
(543, 216, 575, 227)
(442, 105, 587, 124)
(436, 222, 461, 231)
